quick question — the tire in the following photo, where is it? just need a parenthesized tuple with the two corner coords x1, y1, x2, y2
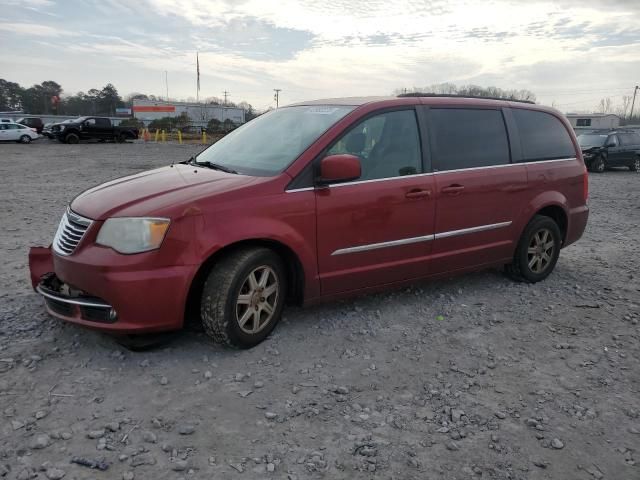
(201, 248, 287, 348)
(630, 157, 640, 172)
(19, 135, 31, 144)
(116, 134, 126, 143)
(65, 133, 79, 144)
(506, 215, 562, 283)
(592, 156, 606, 173)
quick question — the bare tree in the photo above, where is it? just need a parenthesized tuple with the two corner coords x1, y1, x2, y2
(598, 97, 613, 114)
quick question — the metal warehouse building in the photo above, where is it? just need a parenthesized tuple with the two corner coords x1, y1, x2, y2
(566, 113, 620, 129)
(133, 99, 245, 128)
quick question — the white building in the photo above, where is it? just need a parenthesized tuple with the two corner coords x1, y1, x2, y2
(565, 113, 620, 129)
(132, 99, 245, 128)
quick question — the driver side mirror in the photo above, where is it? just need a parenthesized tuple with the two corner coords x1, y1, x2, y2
(318, 154, 361, 184)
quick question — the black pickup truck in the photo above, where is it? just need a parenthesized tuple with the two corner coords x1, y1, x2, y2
(578, 129, 640, 172)
(51, 117, 139, 144)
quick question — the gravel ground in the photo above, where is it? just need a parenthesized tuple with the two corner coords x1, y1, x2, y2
(0, 141, 639, 480)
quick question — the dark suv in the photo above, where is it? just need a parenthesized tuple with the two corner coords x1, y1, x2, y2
(16, 117, 44, 134)
(578, 130, 640, 172)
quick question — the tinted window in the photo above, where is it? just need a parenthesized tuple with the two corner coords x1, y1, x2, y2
(96, 118, 110, 127)
(619, 133, 640, 146)
(431, 109, 510, 171)
(328, 109, 422, 180)
(85, 118, 96, 126)
(513, 109, 575, 161)
(607, 135, 619, 147)
(7, 124, 20, 129)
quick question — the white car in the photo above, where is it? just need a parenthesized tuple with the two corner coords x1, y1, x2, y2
(0, 122, 39, 143)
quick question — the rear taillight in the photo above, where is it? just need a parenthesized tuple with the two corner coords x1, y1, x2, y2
(583, 170, 589, 202)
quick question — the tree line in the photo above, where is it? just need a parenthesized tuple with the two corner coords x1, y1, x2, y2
(0, 78, 257, 120)
(395, 83, 537, 102)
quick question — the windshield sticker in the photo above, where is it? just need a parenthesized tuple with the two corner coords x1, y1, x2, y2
(306, 107, 340, 115)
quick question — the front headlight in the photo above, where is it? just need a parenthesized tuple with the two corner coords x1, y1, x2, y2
(96, 217, 170, 254)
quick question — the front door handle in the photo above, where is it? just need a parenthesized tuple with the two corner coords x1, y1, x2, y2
(441, 184, 465, 195)
(405, 189, 431, 199)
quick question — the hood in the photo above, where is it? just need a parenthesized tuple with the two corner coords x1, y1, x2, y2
(71, 164, 261, 220)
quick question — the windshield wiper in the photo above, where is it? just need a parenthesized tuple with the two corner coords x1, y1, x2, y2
(195, 160, 239, 174)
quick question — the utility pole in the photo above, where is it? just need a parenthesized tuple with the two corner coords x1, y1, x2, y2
(222, 90, 229, 105)
(630, 85, 639, 120)
(165, 71, 169, 101)
(273, 89, 281, 108)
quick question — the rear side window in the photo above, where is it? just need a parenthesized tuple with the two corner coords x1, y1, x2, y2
(431, 109, 510, 171)
(513, 109, 575, 161)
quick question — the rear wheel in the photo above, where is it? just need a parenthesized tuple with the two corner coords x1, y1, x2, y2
(19, 135, 31, 144)
(65, 133, 79, 144)
(116, 133, 126, 143)
(592, 156, 606, 173)
(200, 248, 287, 348)
(506, 215, 561, 283)
(630, 157, 640, 172)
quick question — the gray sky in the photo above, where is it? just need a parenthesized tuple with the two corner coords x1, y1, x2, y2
(1, 0, 638, 113)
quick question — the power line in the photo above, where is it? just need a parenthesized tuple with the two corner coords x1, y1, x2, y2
(222, 90, 229, 105)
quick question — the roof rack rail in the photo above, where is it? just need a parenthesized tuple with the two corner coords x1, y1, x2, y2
(397, 93, 536, 104)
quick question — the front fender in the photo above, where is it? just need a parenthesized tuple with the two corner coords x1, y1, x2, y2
(192, 212, 319, 300)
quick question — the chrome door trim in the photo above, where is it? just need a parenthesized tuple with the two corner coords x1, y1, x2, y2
(432, 158, 576, 174)
(331, 221, 513, 255)
(433, 221, 512, 240)
(331, 234, 434, 256)
(285, 157, 577, 192)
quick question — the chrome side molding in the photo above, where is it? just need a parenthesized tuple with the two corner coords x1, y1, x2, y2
(331, 221, 513, 255)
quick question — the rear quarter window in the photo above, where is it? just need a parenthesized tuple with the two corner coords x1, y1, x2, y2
(431, 108, 510, 171)
(513, 109, 576, 162)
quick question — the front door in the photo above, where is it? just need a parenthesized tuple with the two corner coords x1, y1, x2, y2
(606, 135, 626, 166)
(428, 107, 527, 273)
(316, 108, 436, 295)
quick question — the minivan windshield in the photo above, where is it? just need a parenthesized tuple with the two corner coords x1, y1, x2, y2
(195, 105, 355, 176)
(577, 134, 607, 148)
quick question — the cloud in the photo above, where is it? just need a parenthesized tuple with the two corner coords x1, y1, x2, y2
(1, 0, 638, 111)
(0, 22, 75, 37)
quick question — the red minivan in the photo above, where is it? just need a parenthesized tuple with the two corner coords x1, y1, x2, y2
(29, 95, 589, 348)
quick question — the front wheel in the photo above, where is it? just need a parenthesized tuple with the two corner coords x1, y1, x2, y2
(506, 215, 562, 283)
(630, 157, 640, 172)
(19, 135, 31, 144)
(201, 248, 287, 348)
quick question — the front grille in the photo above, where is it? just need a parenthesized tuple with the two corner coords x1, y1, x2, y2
(52, 208, 92, 256)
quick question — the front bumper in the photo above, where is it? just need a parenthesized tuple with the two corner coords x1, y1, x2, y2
(28, 246, 197, 334)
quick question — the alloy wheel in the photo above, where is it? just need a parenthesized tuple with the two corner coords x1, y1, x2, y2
(235, 265, 279, 334)
(633, 158, 640, 172)
(527, 228, 555, 274)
